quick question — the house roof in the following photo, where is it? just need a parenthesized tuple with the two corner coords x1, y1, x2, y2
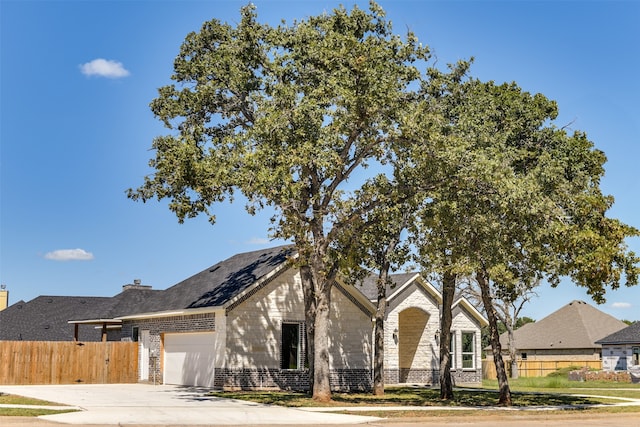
(596, 321, 640, 345)
(69, 287, 161, 322)
(117, 245, 296, 318)
(356, 272, 435, 302)
(502, 300, 628, 351)
(0, 296, 112, 341)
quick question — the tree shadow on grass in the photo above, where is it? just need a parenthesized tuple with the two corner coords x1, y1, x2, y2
(215, 387, 603, 408)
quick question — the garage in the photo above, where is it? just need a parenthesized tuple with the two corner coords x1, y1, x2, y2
(163, 332, 217, 387)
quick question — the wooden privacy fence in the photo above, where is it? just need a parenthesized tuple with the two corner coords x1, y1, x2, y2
(0, 341, 138, 385)
(482, 359, 602, 379)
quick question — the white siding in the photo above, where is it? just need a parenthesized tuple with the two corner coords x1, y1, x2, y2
(226, 269, 372, 370)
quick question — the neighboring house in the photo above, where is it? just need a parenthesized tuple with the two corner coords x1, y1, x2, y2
(596, 322, 640, 371)
(0, 285, 159, 342)
(0, 296, 113, 341)
(357, 274, 487, 385)
(493, 300, 628, 362)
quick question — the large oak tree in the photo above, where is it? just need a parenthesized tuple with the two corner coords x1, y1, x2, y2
(128, 2, 435, 401)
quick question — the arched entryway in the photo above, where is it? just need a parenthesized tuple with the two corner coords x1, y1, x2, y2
(398, 307, 430, 383)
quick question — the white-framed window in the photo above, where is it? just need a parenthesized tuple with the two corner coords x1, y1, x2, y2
(449, 332, 456, 370)
(281, 322, 305, 370)
(633, 347, 640, 366)
(461, 332, 475, 369)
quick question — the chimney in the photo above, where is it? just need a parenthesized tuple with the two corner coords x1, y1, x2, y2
(0, 284, 8, 311)
(122, 279, 152, 291)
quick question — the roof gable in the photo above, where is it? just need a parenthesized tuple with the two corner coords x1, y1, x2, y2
(505, 300, 627, 350)
(453, 297, 489, 328)
(356, 272, 442, 305)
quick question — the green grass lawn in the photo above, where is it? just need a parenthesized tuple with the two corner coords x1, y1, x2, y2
(0, 393, 77, 417)
(216, 386, 610, 408)
(213, 373, 640, 416)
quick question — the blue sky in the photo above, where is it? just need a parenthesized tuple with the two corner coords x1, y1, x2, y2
(1, 0, 638, 322)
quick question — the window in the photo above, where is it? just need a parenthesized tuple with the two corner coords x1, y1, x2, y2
(449, 332, 456, 370)
(461, 332, 475, 369)
(633, 347, 640, 366)
(281, 323, 302, 370)
(132, 326, 139, 342)
(521, 352, 528, 360)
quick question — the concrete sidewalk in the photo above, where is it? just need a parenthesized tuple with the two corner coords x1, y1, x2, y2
(0, 384, 381, 425)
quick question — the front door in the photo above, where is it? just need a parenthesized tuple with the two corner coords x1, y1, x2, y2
(139, 330, 150, 381)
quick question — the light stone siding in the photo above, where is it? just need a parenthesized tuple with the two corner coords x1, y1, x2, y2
(450, 304, 483, 383)
(384, 283, 440, 383)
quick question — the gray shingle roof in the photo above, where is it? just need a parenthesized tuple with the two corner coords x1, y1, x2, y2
(126, 245, 296, 314)
(356, 272, 418, 301)
(596, 321, 640, 345)
(502, 300, 628, 350)
(0, 296, 112, 341)
(69, 287, 161, 321)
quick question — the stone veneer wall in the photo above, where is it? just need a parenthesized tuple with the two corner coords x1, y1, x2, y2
(451, 369, 482, 384)
(383, 368, 480, 385)
(214, 368, 372, 391)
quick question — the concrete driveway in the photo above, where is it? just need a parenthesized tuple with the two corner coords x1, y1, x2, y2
(0, 384, 380, 425)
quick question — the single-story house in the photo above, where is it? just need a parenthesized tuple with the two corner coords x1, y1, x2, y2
(3, 245, 487, 390)
(492, 300, 628, 362)
(596, 321, 640, 371)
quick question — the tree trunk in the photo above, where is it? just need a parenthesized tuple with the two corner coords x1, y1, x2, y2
(300, 265, 315, 394)
(373, 274, 388, 396)
(507, 327, 519, 379)
(313, 278, 332, 402)
(477, 268, 512, 406)
(439, 270, 456, 400)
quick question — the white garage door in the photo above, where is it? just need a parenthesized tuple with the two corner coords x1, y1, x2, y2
(164, 332, 217, 387)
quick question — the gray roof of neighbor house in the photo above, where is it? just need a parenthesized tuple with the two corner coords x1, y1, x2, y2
(121, 245, 296, 315)
(502, 300, 628, 350)
(596, 321, 640, 345)
(0, 296, 111, 341)
(356, 272, 420, 301)
(69, 287, 160, 322)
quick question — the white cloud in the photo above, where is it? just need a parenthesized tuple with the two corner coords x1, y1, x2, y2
(611, 302, 632, 309)
(79, 58, 130, 78)
(44, 248, 94, 261)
